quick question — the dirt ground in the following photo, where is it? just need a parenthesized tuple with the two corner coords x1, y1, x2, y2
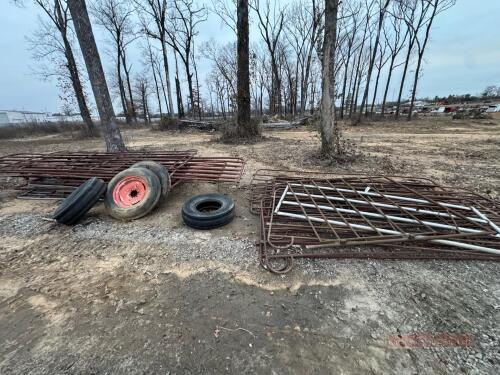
(0, 117, 499, 374)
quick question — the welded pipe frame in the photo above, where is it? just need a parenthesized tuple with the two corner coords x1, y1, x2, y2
(283, 184, 500, 235)
(280, 190, 488, 225)
(279, 200, 500, 237)
(274, 185, 500, 256)
(288, 183, 477, 212)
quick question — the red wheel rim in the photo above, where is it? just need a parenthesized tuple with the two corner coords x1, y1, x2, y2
(112, 175, 148, 208)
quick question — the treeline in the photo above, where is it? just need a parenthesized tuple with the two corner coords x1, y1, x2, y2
(207, 0, 456, 122)
(25, 0, 456, 125)
(422, 86, 500, 105)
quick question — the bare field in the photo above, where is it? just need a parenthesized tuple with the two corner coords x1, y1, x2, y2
(0, 117, 499, 374)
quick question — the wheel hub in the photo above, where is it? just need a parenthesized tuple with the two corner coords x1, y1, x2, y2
(112, 175, 147, 208)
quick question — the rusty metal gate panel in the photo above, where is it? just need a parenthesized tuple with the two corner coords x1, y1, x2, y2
(251, 169, 500, 273)
(0, 151, 245, 198)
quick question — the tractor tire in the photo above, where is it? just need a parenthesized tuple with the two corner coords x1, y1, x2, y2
(105, 167, 161, 221)
(53, 177, 106, 225)
(131, 160, 171, 197)
(181, 193, 235, 229)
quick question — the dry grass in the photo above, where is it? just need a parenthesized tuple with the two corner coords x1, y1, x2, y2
(0, 122, 91, 139)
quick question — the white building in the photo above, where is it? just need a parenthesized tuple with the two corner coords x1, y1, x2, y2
(0, 110, 49, 125)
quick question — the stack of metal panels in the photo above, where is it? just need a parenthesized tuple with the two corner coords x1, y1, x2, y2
(251, 169, 500, 273)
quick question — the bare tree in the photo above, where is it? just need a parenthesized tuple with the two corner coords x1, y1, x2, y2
(206, 70, 229, 119)
(120, 46, 137, 122)
(191, 40, 203, 119)
(319, 0, 341, 155)
(284, 0, 321, 117)
(210, 0, 237, 33)
(356, 0, 391, 122)
(393, 0, 424, 118)
(165, 0, 207, 116)
(92, 0, 137, 123)
(23, 0, 96, 136)
(300, 0, 323, 115)
(135, 74, 151, 124)
(249, 42, 269, 116)
(250, 0, 286, 115)
(381, 6, 408, 115)
(337, 0, 362, 118)
(67, 0, 125, 151)
(144, 39, 164, 117)
(202, 40, 237, 103)
(406, 0, 456, 120)
(173, 51, 185, 117)
(348, 5, 371, 117)
(135, 0, 174, 117)
(369, 29, 391, 114)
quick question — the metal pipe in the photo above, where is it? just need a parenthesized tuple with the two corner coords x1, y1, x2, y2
(279, 200, 498, 236)
(274, 184, 289, 214)
(289, 183, 474, 211)
(275, 211, 500, 256)
(283, 191, 488, 224)
(472, 207, 500, 235)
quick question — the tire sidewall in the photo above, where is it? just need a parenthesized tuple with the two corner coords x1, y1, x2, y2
(131, 161, 171, 196)
(182, 194, 234, 221)
(181, 193, 235, 229)
(53, 177, 97, 219)
(105, 167, 161, 221)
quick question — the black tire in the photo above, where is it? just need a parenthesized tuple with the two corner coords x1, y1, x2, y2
(131, 161, 171, 197)
(181, 194, 235, 229)
(53, 177, 106, 225)
(104, 167, 161, 221)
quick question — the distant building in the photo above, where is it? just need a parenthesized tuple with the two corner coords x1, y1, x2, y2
(0, 110, 49, 125)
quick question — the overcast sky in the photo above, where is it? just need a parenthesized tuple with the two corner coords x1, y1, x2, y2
(0, 0, 499, 113)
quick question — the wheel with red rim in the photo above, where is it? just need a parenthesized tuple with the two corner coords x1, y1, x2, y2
(105, 167, 161, 221)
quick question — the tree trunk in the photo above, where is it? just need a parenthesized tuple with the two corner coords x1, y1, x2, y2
(61, 34, 96, 137)
(121, 52, 137, 122)
(156, 63, 170, 115)
(319, 0, 339, 155)
(145, 98, 150, 125)
(152, 67, 163, 117)
(147, 42, 163, 117)
(191, 49, 202, 120)
(184, 62, 195, 115)
(54, 0, 95, 137)
(381, 55, 396, 116)
(174, 52, 184, 118)
(340, 41, 353, 119)
(276, 69, 282, 115)
(347, 54, 357, 117)
(153, 67, 163, 119)
(259, 83, 263, 116)
(141, 90, 149, 124)
(116, 52, 131, 124)
(407, 54, 423, 120)
(408, 3, 439, 121)
(67, 0, 125, 152)
(160, 38, 174, 117)
(370, 49, 384, 115)
(301, 1, 320, 115)
(236, 0, 252, 136)
(395, 40, 414, 119)
(352, 61, 362, 115)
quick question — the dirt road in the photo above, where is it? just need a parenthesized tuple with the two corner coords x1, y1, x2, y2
(0, 118, 499, 374)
